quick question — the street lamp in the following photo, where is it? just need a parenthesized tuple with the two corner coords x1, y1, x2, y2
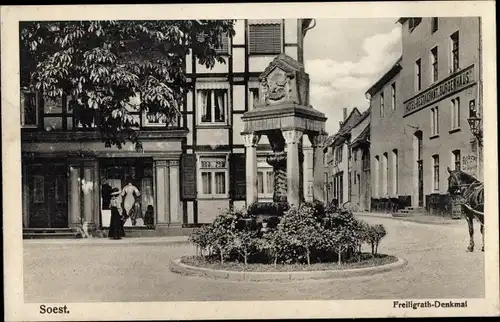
(467, 116, 483, 147)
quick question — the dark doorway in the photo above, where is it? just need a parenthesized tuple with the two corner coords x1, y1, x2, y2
(27, 163, 68, 228)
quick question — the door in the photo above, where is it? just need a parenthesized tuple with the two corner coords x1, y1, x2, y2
(417, 160, 424, 207)
(28, 164, 68, 228)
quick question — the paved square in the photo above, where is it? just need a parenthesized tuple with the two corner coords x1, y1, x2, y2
(24, 216, 485, 302)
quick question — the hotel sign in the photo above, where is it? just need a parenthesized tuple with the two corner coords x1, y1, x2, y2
(404, 65, 476, 116)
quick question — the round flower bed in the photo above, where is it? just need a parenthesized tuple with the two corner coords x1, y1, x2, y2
(188, 201, 392, 269)
(181, 253, 399, 272)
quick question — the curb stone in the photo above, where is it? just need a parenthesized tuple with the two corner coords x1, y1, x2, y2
(169, 257, 408, 282)
(353, 213, 460, 225)
(23, 237, 190, 246)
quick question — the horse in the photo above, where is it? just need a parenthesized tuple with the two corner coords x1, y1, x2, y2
(447, 167, 484, 252)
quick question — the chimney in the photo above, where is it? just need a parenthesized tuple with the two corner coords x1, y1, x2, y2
(343, 108, 348, 121)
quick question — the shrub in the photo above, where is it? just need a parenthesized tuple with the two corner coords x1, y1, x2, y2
(230, 228, 260, 266)
(187, 201, 388, 266)
(247, 201, 290, 217)
(189, 225, 213, 257)
(366, 224, 387, 255)
(276, 203, 327, 265)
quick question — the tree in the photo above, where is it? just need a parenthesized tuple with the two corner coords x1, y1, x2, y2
(20, 20, 235, 150)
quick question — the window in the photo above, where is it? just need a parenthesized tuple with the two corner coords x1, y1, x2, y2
(383, 152, 388, 196)
(450, 31, 460, 72)
(431, 17, 439, 33)
(469, 99, 477, 118)
(248, 23, 282, 54)
(380, 93, 385, 117)
(33, 175, 45, 203)
(408, 18, 422, 32)
(392, 149, 398, 195)
(374, 155, 380, 198)
(324, 172, 329, 202)
(391, 83, 396, 110)
(198, 89, 228, 124)
(199, 156, 228, 197)
(430, 46, 438, 82)
(431, 106, 439, 135)
(257, 159, 274, 198)
(249, 88, 260, 109)
(197, 32, 229, 55)
(323, 150, 329, 165)
(362, 150, 370, 171)
(415, 59, 422, 91)
(354, 148, 358, 161)
(353, 170, 357, 184)
(432, 155, 440, 191)
(416, 131, 423, 160)
(452, 150, 461, 170)
(451, 97, 460, 130)
(20, 91, 38, 127)
(348, 171, 352, 202)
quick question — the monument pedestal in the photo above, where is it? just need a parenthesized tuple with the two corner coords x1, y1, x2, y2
(241, 54, 328, 208)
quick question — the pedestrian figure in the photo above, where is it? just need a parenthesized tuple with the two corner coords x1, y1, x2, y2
(109, 187, 125, 239)
(121, 178, 141, 226)
(144, 205, 155, 229)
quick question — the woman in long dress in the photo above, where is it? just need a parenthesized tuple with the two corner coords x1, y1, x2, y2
(109, 188, 125, 239)
(121, 179, 141, 226)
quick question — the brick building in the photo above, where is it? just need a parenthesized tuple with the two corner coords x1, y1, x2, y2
(367, 17, 482, 216)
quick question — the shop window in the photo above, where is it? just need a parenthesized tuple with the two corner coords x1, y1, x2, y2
(248, 23, 282, 55)
(199, 156, 228, 197)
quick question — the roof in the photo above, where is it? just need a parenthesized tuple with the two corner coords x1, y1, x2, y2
(325, 107, 364, 148)
(365, 56, 402, 97)
(351, 107, 371, 129)
(350, 124, 370, 148)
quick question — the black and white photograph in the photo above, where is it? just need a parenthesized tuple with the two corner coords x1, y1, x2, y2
(2, 2, 499, 320)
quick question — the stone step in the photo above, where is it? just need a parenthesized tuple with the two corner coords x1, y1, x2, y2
(23, 231, 82, 239)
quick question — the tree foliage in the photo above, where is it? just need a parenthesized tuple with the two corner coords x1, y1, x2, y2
(20, 20, 235, 150)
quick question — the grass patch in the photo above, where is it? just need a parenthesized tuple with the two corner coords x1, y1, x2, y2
(181, 253, 398, 272)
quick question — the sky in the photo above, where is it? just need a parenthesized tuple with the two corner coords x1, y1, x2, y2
(304, 18, 403, 134)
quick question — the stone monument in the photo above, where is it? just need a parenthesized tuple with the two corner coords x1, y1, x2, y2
(241, 54, 328, 208)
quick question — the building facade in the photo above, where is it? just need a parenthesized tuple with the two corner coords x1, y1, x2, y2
(368, 17, 482, 216)
(21, 19, 316, 234)
(324, 107, 362, 207)
(348, 108, 371, 212)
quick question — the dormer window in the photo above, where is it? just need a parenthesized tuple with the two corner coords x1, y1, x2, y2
(408, 18, 422, 33)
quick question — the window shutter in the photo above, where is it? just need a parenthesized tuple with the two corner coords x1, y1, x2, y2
(181, 154, 197, 200)
(249, 24, 282, 54)
(230, 153, 246, 200)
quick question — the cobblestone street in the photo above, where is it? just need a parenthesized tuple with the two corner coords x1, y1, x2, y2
(23, 216, 485, 302)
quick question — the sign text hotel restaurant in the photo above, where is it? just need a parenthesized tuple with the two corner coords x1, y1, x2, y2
(404, 64, 476, 116)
